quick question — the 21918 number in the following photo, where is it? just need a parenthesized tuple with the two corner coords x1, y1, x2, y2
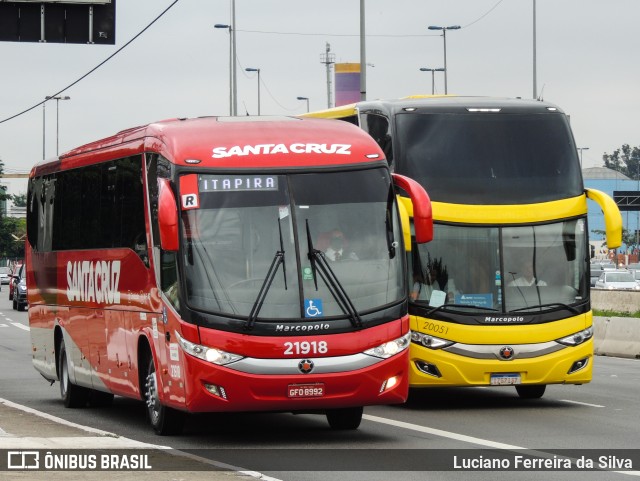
(284, 341, 328, 356)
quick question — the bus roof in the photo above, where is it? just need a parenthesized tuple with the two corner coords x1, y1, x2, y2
(302, 95, 566, 118)
(31, 116, 386, 175)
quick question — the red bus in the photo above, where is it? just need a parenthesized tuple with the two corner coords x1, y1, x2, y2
(26, 116, 432, 434)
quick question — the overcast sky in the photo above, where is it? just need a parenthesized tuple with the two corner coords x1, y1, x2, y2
(1, 0, 639, 196)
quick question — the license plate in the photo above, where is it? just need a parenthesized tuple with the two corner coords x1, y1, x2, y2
(490, 373, 521, 385)
(287, 383, 325, 398)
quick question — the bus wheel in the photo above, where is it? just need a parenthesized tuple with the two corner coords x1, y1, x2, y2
(326, 406, 363, 430)
(143, 357, 185, 435)
(58, 339, 89, 408)
(515, 385, 546, 399)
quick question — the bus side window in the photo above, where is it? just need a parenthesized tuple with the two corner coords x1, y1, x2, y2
(361, 113, 393, 167)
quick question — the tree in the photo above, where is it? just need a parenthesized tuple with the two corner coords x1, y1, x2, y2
(592, 228, 638, 253)
(602, 144, 640, 179)
(12, 193, 27, 207)
(0, 216, 26, 259)
(0, 158, 26, 261)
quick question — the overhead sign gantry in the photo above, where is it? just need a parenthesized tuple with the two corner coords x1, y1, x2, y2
(0, 0, 115, 45)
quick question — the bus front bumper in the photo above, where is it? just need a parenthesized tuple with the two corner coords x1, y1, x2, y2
(177, 350, 409, 413)
(409, 339, 593, 388)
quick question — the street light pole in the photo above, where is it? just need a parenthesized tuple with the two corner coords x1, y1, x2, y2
(533, 0, 537, 99)
(42, 101, 46, 160)
(45, 95, 71, 157)
(231, 0, 237, 116)
(419, 67, 445, 95)
(245, 67, 261, 115)
(297, 96, 310, 112)
(428, 25, 460, 95)
(214, 23, 233, 115)
(359, 0, 366, 101)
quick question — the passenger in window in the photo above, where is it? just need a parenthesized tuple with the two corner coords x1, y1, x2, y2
(411, 261, 459, 304)
(367, 115, 393, 165)
(322, 230, 358, 262)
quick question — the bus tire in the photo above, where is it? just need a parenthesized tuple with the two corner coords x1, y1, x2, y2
(515, 385, 546, 399)
(326, 406, 363, 430)
(143, 357, 185, 435)
(58, 339, 89, 408)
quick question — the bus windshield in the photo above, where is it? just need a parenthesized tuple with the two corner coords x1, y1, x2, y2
(181, 168, 404, 320)
(410, 218, 588, 315)
(395, 112, 583, 204)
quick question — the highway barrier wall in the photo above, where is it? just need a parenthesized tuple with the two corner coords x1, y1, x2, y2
(591, 288, 640, 314)
(593, 316, 640, 359)
(591, 289, 640, 359)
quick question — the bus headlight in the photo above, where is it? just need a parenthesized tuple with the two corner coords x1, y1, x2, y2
(556, 327, 593, 346)
(175, 331, 244, 365)
(364, 332, 410, 359)
(410, 331, 455, 350)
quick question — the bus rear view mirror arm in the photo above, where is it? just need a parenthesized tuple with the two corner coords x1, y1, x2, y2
(392, 173, 433, 244)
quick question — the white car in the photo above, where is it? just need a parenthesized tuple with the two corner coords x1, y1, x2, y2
(0, 267, 10, 285)
(594, 270, 640, 290)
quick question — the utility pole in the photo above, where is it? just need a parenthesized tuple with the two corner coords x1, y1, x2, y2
(231, 0, 237, 115)
(533, 0, 537, 99)
(359, 0, 366, 101)
(320, 43, 335, 108)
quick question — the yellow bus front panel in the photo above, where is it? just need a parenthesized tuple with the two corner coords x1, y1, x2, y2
(409, 314, 593, 388)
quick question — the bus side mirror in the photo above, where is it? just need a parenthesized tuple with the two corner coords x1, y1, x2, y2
(392, 173, 433, 244)
(158, 179, 179, 252)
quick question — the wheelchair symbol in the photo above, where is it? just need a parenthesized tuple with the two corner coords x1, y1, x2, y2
(304, 299, 323, 318)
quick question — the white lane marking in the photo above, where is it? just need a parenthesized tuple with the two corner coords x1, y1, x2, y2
(0, 398, 282, 480)
(560, 399, 605, 408)
(0, 324, 7, 328)
(0, 398, 121, 437)
(363, 414, 525, 449)
(365, 414, 640, 477)
(11, 322, 29, 331)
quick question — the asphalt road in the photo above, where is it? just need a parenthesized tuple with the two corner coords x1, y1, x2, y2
(1, 295, 639, 480)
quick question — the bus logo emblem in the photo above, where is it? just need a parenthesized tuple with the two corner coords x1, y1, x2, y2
(499, 346, 515, 360)
(298, 359, 314, 374)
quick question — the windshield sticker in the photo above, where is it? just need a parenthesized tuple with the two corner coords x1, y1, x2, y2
(180, 174, 200, 210)
(212, 143, 351, 159)
(200, 175, 278, 192)
(456, 293, 494, 309)
(302, 266, 314, 281)
(304, 299, 323, 318)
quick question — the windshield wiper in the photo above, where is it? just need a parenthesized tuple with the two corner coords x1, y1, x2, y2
(508, 303, 580, 315)
(244, 218, 288, 331)
(306, 220, 363, 328)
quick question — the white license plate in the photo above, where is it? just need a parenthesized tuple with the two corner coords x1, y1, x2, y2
(287, 383, 325, 398)
(490, 373, 521, 385)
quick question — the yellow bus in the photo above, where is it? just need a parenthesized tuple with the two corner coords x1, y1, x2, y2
(304, 96, 622, 398)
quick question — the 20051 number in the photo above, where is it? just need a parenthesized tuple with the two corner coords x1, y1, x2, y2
(284, 341, 328, 355)
(422, 321, 449, 336)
